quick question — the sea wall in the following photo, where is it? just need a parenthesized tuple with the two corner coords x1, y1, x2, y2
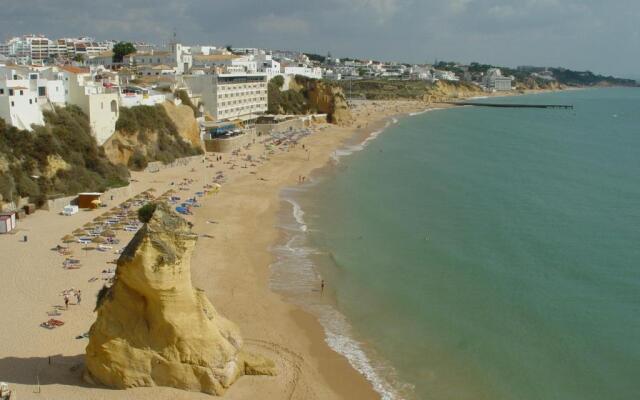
(204, 130, 257, 153)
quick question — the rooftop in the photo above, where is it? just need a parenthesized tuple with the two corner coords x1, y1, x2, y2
(193, 54, 239, 62)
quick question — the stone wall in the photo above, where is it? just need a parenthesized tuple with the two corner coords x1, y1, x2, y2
(204, 130, 257, 153)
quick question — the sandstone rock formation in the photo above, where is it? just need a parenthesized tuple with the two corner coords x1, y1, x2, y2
(306, 80, 353, 126)
(85, 203, 275, 395)
(102, 102, 201, 167)
(161, 101, 203, 149)
(286, 77, 353, 126)
(423, 80, 484, 103)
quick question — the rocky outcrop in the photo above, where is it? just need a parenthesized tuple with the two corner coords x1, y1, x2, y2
(43, 154, 71, 179)
(423, 81, 485, 103)
(102, 103, 202, 169)
(281, 76, 353, 126)
(305, 80, 353, 126)
(161, 101, 203, 149)
(85, 203, 275, 395)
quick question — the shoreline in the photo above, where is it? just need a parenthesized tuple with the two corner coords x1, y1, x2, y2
(0, 88, 566, 399)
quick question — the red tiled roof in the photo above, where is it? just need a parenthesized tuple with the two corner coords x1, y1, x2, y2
(59, 65, 90, 74)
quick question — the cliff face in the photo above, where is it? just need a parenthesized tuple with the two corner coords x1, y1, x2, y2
(423, 81, 485, 103)
(271, 76, 353, 126)
(102, 103, 202, 170)
(160, 101, 202, 149)
(305, 80, 353, 126)
(85, 203, 274, 395)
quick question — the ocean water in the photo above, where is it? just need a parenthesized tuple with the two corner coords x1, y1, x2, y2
(271, 88, 640, 400)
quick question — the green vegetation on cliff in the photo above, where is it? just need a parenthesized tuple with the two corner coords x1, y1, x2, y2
(336, 79, 434, 100)
(0, 106, 129, 206)
(267, 75, 307, 114)
(115, 105, 203, 170)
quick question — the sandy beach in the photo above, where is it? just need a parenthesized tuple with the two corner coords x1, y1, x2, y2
(0, 99, 426, 399)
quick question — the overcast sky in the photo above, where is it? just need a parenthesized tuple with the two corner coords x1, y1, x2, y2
(1, 0, 639, 77)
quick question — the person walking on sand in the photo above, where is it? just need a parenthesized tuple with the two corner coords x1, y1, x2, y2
(64, 294, 69, 309)
(76, 290, 82, 304)
(321, 280, 325, 295)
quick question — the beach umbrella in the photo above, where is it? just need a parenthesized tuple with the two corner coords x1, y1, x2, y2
(92, 236, 106, 244)
(101, 230, 116, 238)
(62, 234, 76, 243)
(83, 222, 94, 228)
(73, 229, 88, 236)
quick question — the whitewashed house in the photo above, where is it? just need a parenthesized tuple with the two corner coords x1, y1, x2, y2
(0, 66, 45, 130)
(124, 41, 192, 75)
(61, 65, 119, 144)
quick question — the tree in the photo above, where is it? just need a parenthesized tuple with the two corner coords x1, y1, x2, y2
(72, 54, 85, 63)
(112, 42, 136, 63)
(138, 203, 157, 223)
(270, 75, 284, 89)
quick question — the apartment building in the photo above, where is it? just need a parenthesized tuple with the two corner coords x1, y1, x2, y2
(1, 35, 113, 64)
(183, 72, 268, 122)
(483, 68, 513, 91)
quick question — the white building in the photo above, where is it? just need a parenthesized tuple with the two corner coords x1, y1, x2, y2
(119, 86, 166, 108)
(0, 77, 45, 130)
(183, 72, 268, 122)
(61, 66, 120, 144)
(433, 70, 460, 81)
(483, 68, 513, 91)
(124, 41, 192, 75)
(283, 65, 322, 80)
(137, 64, 176, 76)
(1, 35, 113, 65)
(256, 55, 281, 81)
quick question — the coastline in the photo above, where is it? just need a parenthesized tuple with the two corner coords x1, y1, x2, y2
(0, 88, 566, 399)
(0, 99, 424, 400)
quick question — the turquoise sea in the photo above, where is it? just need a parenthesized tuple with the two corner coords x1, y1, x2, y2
(271, 88, 640, 400)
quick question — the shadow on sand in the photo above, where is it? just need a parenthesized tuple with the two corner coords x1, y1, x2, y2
(0, 354, 101, 389)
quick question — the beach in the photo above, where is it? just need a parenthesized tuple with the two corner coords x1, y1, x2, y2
(0, 99, 425, 399)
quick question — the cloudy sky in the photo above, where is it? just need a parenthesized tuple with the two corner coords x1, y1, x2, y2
(1, 0, 639, 77)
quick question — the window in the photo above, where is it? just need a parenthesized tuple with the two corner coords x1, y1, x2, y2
(0, 89, 3, 95)
(9, 89, 13, 96)
(38, 87, 46, 96)
(29, 99, 32, 104)
(20, 90, 24, 96)
(11, 101, 14, 107)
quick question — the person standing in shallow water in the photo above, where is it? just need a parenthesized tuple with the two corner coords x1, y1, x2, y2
(321, 280, 325, 295)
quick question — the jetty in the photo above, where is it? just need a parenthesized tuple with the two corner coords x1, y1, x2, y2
(447, 102, 573, 109)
